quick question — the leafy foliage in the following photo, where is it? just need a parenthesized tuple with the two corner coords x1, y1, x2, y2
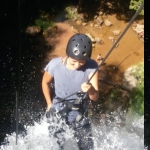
(65, 7, 76, 19)
(128, 62, 144, 115)
(35, 19, 54, 31)
(35, 11, 55, 30)
(129, 0, 144, 15)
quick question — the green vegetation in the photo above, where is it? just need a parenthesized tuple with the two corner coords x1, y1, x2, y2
(103, 88, 129, 113)
(65, 7, 77, 19)
(97, 62, 144, 117)
(129, 0, 144, 15)
(35, 11, 55, 30)
(128, 62, 144, 116)
(35, 19, 54, 31)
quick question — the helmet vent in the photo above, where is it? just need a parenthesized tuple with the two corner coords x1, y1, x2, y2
(73, 49, 80, 55)
(82, 52, 87, 56)
(76, 44, 79, 47)
(81, 38, 83, 41)
(72, 39, 75, 41)
(84, 46, 87, 48)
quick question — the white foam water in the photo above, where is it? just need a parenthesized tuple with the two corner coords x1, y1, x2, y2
(0, 114, 144, 150)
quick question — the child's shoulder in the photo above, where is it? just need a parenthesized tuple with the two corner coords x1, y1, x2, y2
(87, 59, 98, 66)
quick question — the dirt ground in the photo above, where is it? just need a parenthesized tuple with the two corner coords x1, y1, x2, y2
(43, 14, 144, 86)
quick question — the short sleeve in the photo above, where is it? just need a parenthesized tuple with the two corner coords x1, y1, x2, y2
(44, 57, 61, 77)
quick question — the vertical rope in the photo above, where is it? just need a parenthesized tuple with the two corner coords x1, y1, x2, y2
(16, 0, 22, 145)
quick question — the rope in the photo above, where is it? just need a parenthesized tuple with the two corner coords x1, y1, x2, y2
(16, 0, 22, 145)
(62, 1, 144, 100)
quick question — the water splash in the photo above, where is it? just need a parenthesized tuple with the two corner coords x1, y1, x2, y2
(0, 113, 144, 150)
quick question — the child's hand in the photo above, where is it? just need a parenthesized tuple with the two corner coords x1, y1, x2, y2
(81, 82, 92, 93)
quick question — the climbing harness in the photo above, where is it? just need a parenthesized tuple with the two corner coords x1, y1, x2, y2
(53, 91, 87, 123)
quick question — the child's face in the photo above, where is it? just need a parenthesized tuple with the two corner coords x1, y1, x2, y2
(68, 57, 86, 70)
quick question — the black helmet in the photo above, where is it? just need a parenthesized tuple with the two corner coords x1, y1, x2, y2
(66, 33, 92, 60)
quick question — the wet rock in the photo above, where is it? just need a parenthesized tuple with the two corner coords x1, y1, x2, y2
(94, 15, 98, 19)
(76, 20, 82, 25)
(94, 24, 99, 28)
(102, 13, 107, 18)
(132, 24, 144, 34)
(90, 23, 94, 27)
(132, 23, 144, 42)
(108, 37, 119, 47)
(138, 31, 144, 38)
(96, 17, 104, 25)
(82, 22, 87, 26)
(95, 37, 104, 44)
(112, 30, 121, 36)
(92, 44, 95, 48)
(95, 37, 100, 43)
(72, 16, 78, 22)
(25, 26, 41, 36)
(106, 2, 113, 8)
(123, 67, 138, 90)
(99, 11, 104, 16)
(108, 36, 115, 42)
(85, 33, 95, 43)
(104, 19, 112, 26)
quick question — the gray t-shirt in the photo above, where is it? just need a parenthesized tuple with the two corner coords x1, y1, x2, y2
(44, 57, 98, 123)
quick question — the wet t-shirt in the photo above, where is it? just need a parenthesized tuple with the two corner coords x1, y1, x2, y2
(44, 57, 98, 123)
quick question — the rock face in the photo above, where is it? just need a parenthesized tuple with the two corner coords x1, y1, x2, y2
(104, 19, 112, 26)
(112, 30, 121, 36)
(82, 22, 87, 26)
(132, 24, 144, 34)
(25, 26, 41, 36)
(123, 67, 138, 90)
(108, 36, 115, 42)
(96, 17, 104, 25)
(132, 23, 144, 42)
(95, 37, 104, 44)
